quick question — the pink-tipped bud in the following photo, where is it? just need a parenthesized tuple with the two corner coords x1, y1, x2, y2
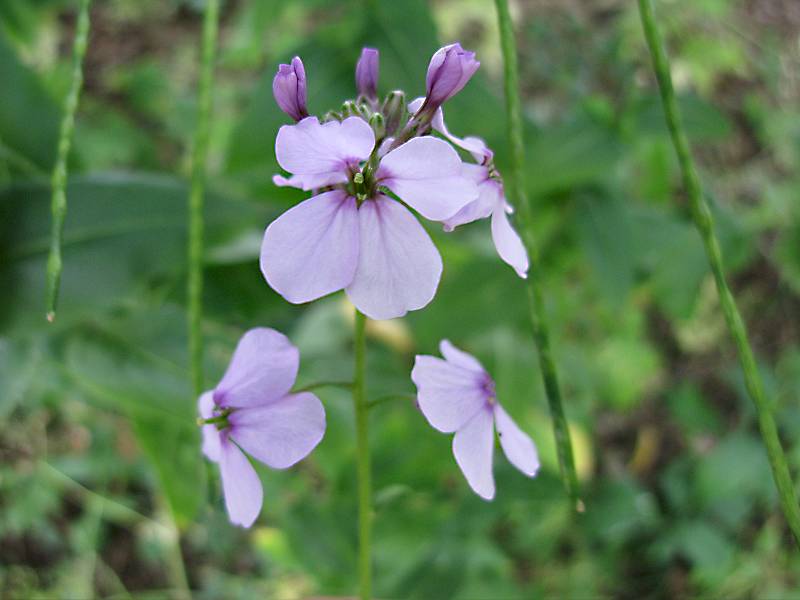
(425, 43, 479, 107)
(272, 56, 308, 122)
(355, 47, 379, 100)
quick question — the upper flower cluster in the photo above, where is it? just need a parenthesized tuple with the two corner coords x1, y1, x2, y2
(263, 43, 529, 321)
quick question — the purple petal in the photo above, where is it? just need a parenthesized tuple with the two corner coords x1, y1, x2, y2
(409, 98, 492, 163)
(345, 196, 442, 320)
(272, 56, 308, 122)
(411, 355, 488, 433)
(355, 47, 379, 99)
(378, 136, 478, 221)
(491, 201, 529, 278)
(494, 404, 539, 477)
(439, 339, 485, 373)
(452, 406, 495, 500)
(215, 328, 299, 408)
(442, 166, 497, 231)
(219, 438, 263, 528)
(425, 43, 480, 106)
(229, 392, 326, 470)
(275, 116, 374, 190)
(198, 391, 221, 462)
(261, 190, 359, 304)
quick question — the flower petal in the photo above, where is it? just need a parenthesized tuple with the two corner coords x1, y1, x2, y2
(494, 404, 540, 477)
(219, 438, 263, 528)
(215, 328, 299, 408)
(275, 116, 374, 190)
(261, 190, 359, 304)
(491, 202, 529, 278)
(378, 136, 478, 221)
(198, 391, 221, 462)
(442, 168, 497, 231)
(412, 355, 488, 433)
(409, 98, 492, 164)
(439, 339, 485, 373)
(345, 196, 442, 320)
(452, 407, 495, 500)
(229, 392, 326, 470)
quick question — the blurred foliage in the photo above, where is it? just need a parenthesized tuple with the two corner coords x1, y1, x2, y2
(2, 0, 800, 597)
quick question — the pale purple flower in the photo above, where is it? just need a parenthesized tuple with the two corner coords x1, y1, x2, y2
(198, 328, 325, 527)
(408, 98, 529, 278)
(423, 43, 480, 110)
(355, 47, 379, 101)
(411, 340, 539, 500)
(261, 115, 478, 320)
(273, 57, 308, 122)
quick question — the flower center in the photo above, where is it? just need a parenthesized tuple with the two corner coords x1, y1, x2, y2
(197, 406, 234, 430)
(347, 164, 379, 205)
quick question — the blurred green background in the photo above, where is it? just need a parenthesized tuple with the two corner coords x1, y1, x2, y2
(2, 0, 800, 597)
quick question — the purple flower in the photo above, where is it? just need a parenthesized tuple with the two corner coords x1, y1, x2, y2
(411, 340, 539, 500)
(198, 328, 325, 527)
(355, 47, 379, 101)
(424, 43, 480, 109)
(261, 115, 478, 320)
(408, 98, 529, 278)
(272, 57, 308, 122)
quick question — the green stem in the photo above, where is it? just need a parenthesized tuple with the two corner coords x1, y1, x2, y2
(353, 309, 372, 599)
(293, 380, 354, 393)
(493, 0, 582, 512)
(45, 0, 91, 322)
(637, 0, 800, 548)
(187, 0, 220, 398)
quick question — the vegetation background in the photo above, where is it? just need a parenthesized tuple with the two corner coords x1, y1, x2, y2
(2, 0, 800, 597)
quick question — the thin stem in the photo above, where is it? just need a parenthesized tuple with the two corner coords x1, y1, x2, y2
(188, 0, 220, 398)
(637, 0, 800, 548)
(293, 380, 354, 393)
(367, 393, 416, 410)
(353, 309, 372, 599)
(493, 0, 582, 511)
(45, 0, 92, 322)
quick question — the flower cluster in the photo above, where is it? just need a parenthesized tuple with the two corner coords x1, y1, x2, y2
(262, 43, 529, 320)
(200, 44, 539, 528)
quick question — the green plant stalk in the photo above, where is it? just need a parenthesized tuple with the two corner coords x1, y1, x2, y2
(637, 0, 800, 548)
(353, 309, 372, 599)
(45, 0, 92, 322)
(493, 0, 582, 511)
(188, 0, 219, 398)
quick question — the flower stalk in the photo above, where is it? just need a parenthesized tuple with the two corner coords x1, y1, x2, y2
(188, 0, 219, 397)
(353, 309, 373, 599)
(45, 0, 92, 322)
(493, 0, 582, 510)
(637, 0, 800, 548)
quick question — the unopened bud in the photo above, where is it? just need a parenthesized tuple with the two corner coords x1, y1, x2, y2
(382, 90, 407, 136)
(369, 112, 385, 139)
(272, 56, 308, 122)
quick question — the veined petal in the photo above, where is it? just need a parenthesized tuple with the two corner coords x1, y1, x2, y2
(439, 339, 485, 373)
(219, 439, 263, 528)
(346, 196, 442, 320)
(275, 116, 374, 189)
(198, 391, 221, 462)
(215, 328, 299, 408)
(412, 355, 488, 433)
(491, 202, 529, 278)
(494, 404, 539, 477)
(453, 407, 496, 500)
(378, 136, 478, 222)
(261, 190, 360, 304)
(442, 168, 498, 231)
(229, 392, 326, 470)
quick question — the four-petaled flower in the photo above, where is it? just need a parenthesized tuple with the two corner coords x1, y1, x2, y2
(198, 328, 326, 527)
(260, 116, 478, 320)
(411, 340, 540, 500)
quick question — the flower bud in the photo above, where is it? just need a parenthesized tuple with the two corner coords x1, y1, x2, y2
(425, 43, 479, 107)
(355, 47, 379, 101)
(382, 90, 407, 136)
(272, 56, 308, 122)
(369, 112, 385, 139)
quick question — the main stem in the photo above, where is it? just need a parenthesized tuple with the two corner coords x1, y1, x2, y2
(493, 0, 582, 510)
(188, 0, 219, 398)
(637, 0, 800, 548)
(353, 309, 372, 599)
(45, 0, 91, 321)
